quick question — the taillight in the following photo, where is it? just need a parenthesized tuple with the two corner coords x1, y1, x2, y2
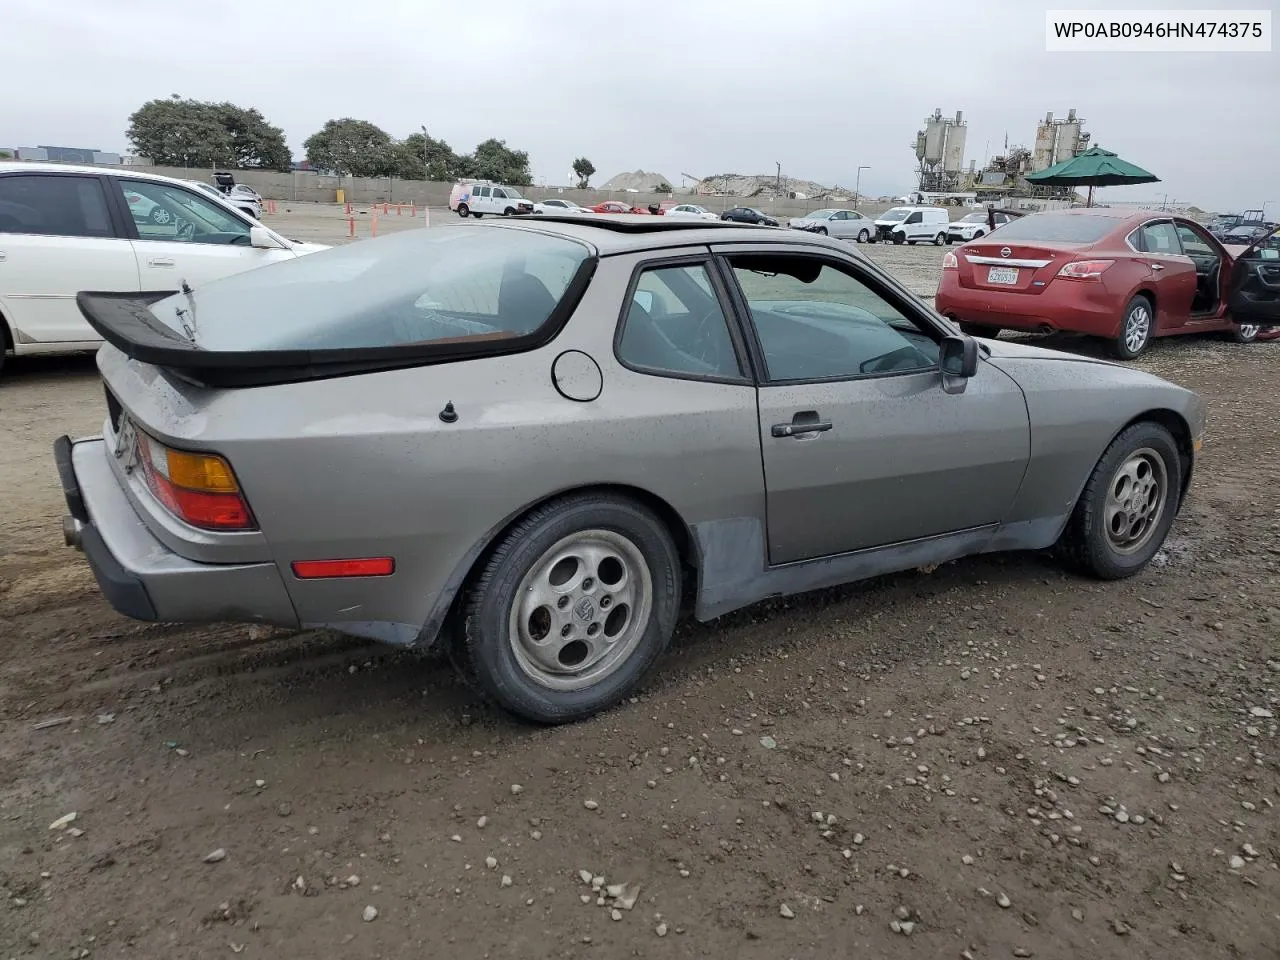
(1057, 259, 1115, 281)
(137, 433, 255, 531)
(942, 252, 958, 270)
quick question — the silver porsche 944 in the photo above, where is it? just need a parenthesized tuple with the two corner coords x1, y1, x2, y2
(58, 215, 1204, 723)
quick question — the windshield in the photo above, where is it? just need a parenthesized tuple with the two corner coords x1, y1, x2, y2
(804, 209, 837, 219)
(147, 227, 592, 352)
(982, 213, 1120, 244)
(958, 213, 985, 223)
(502, 186, 526, 200)
(878, 208, 909, 221)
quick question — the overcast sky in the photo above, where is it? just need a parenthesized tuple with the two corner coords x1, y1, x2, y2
(6, 0, 1277, 211)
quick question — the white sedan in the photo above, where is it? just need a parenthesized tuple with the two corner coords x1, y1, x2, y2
(664, 203, 718, 221)
(0, 163, 326, 373)
(186, 180, 263, 220)
(945, 211, 1013, 243)
(534, 198, 589, 214)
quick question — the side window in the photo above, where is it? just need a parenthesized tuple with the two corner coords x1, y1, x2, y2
(0, 174, 113, 239)
(729, 255, 940, 382)
(1138, 221, 1180, 255)
(493, 188, 507, 199)
(120, 180, 250, 246)
(833, 211, 847, 220)
(905, 211, 923, 225)
(617, 263, 741, 380)
(1174, 223, 1214, 257)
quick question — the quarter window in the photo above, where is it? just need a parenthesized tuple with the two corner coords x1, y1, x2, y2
(0, 174, 113, 238)
(728, 255, 939, 382)
(120, 180, 250, 246)
(617, 263, 741, 379)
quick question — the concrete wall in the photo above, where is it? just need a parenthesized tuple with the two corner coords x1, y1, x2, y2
(117, 164, 898, 219)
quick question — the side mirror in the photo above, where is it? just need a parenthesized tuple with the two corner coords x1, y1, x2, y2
(940, 335, 979, 378)
(250, 225, 286, 250)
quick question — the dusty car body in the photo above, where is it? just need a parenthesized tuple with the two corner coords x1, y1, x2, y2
(59, 216, 1205, 723)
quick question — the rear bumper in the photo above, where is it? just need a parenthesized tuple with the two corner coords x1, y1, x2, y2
(55, 435, 299, 627)
(935, 280, 1120, 336)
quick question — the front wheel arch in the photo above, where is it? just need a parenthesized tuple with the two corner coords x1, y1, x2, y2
(424, 483, 700, 649)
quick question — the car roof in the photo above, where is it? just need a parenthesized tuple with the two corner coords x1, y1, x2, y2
(488, 214, 841, 255)
(0, 161, 203, 189)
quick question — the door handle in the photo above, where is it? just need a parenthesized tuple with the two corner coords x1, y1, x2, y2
(771, 414, 833, 438)
(148, 257, 175, 267)
(1148, 262, 1165, 271)
(0, 252, 6, 261)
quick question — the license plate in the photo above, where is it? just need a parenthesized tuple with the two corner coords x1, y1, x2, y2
(987, 266, 1019, 285)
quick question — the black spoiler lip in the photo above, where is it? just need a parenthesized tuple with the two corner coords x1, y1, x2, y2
(75, 258, 598, 388)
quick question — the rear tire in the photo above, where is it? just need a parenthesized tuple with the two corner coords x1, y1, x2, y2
(933, 232, 945, 246)
(1057, 421, 1181, 580)
(453, 493, 681, 725)
(1110, 295, 1154, 360)
(1230, 323, 1260, 344)
(457, 203, 470, 218)
(958, 322, 1001, 339)
(472, 212, 483, 219)
(857, 229, 869, 243)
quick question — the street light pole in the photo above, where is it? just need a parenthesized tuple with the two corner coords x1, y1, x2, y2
(854, 166, 870, 208)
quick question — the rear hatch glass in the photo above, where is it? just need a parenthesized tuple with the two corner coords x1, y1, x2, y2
(146, 227, 591, 352)
(982, 213, 1120, 244)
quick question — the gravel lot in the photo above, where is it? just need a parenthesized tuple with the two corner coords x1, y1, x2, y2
(1, 206, 1277, 959)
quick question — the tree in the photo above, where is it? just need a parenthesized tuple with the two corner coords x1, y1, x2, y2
(467, 138, 532, 185)
(212, 104, 290, 170)
(304, 119, 395, 178)
(572, 157, 596, 189)
(127, 96, 234, 168)
(396, 129, 464, 181)
(654, 181, 673, 194)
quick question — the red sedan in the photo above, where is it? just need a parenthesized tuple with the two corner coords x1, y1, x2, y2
(935, 209, 1280, 359)
(590, 200, 649, 215)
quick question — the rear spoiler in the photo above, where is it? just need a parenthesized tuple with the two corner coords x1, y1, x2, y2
(76, 267, 596, 388)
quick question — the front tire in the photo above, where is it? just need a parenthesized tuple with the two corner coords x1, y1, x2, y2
(1230, 323, 1260, 344)
(1057, 421, 1181, 579)
(150, 206, 171, 225)
(892, 232, 905, 245)
(454, 494, 681, 724)
(503, 207, 515, 216)
(1110, 295, 1154, 360)
(815, 226, 828, 235)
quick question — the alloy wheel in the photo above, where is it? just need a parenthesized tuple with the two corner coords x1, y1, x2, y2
(1103, 448, 1168, 555)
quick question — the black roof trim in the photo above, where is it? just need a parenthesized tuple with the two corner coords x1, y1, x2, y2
(509, 213, 776, 234)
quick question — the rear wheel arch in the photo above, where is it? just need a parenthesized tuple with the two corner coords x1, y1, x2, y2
(425, 484, 700, 648)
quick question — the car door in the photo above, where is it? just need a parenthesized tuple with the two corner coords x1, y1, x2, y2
(110, 177, 293, 292)
(1131, 219, 1197, 329)
(0, 171, 139, 345)
(902, 210, 923, 240)
(715, 245, 1030, 564)
(1227, 227, 1280, 327)
(828, 211, 852, 239)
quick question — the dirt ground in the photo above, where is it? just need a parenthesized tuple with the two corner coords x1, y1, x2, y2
(1, 212, 1277, 959)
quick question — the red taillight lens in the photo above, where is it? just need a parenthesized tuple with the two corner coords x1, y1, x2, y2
(1057, 259, 1115, 281)
(137, 434, 255, 531)
(942, 252, 958, 270)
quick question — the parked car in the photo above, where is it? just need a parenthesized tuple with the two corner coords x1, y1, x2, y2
(1206, 209, 1269, 241)
(186, 180, 262, 220)
(721, 207, 778, 226)
(935, 210, 1280, 358)
(788, 208, 875, 242)
(534, 198, 588, 215)
(59, 215, 1205, 723)
(664, 203, 718, 221)
(946, 210, 1014, 243)
(0, 163, 328, 373)
(449, 181, 534, 218)
(1219, 223, 1273, 247)
(873, 206, 949, 244)
(590, 200, 647, 214)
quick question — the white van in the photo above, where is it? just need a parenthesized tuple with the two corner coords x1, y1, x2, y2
(873, 206, 950, 245)
(449, 180, 534, 218)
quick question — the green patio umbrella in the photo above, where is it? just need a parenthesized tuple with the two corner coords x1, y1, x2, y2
(1024, 146, 1159, 207)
